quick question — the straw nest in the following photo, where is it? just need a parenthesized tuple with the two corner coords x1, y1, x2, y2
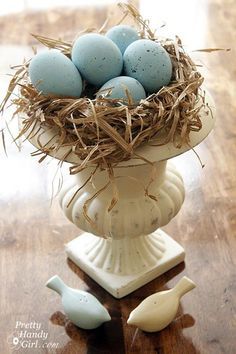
(0, 3, 211, 177)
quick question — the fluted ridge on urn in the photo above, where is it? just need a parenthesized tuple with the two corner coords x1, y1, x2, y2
(59, 163, 185, 240)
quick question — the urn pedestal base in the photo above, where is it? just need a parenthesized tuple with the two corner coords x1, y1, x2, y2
(66, 229, 185, 298)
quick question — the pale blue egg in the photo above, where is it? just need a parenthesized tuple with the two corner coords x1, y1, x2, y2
(123, 39, 172, 93)
(97, 76, 146, 105)
(72, 33, 123, 86)
(106, 25, 139, 54)
(29, 49, 82, 97)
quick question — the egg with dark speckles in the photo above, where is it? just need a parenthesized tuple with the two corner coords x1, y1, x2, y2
(72, 33, 123, 86)
(123, 39, 172, 93)
(106, 25, 139, 54)
(29, 49, 83, 97)
(97, 76, 146, 105)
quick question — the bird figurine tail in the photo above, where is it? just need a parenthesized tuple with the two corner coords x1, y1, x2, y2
(46, 275, 66, 295)
(172, 276, 196, 298)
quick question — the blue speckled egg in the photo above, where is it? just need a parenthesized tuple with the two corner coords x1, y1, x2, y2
(29, 49, 82, 97)
(72, 33, 123, 86)
(123, 39, 172, 93)
(106, 25, 139, 54)
(97, 76, 146, 105)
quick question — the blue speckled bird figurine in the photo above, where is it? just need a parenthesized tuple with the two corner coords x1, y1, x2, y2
(46, 275, 111, 330)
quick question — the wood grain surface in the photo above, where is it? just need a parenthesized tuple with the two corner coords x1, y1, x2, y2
(0, 1, 235, 353)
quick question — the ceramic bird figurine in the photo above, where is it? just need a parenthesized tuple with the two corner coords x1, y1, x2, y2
(46, 275, 111, 330)
(127, 276, 196, 332)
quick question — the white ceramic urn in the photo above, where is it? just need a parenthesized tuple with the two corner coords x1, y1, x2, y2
(28, 94, 215, 298)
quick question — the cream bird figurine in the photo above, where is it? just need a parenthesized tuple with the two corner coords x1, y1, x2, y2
(127, 276, 196, 332)
(46, 275, 111, 330)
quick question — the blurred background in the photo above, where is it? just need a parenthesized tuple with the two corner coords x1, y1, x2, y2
(0, 1, 235, 354)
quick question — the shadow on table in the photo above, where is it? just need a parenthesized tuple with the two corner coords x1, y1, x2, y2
(50, 309, 124, 354)
(50, 309, 198, 354)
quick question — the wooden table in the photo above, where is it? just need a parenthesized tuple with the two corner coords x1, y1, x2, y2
(0, 1, 235, 353)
